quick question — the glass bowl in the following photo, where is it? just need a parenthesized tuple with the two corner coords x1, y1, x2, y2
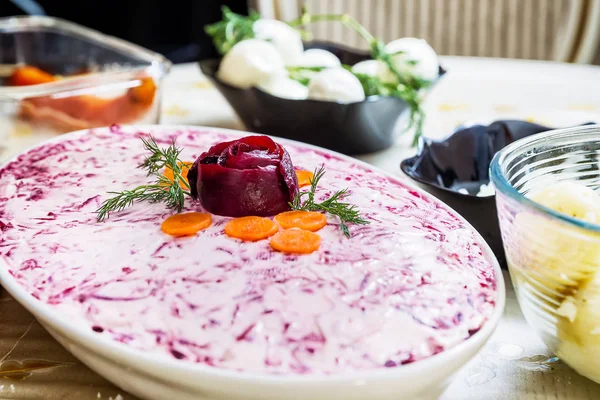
(0, 16, 171, 139)
(491, 124, 600, 383)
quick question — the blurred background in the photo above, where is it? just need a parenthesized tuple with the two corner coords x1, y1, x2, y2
(2, 0, 599, 65)
(0, 0, 250, 62)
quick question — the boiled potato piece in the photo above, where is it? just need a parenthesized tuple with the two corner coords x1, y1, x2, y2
(530, 181, 600, 224)
(516, 181, 600, 383)
(556, 272, 600, 384)
(512, 182, 600, 296)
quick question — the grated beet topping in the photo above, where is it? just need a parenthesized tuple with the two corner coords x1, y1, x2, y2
(0, 126, 497, 375)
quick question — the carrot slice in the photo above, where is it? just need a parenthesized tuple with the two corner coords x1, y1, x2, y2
(224, 216, 279, 241)
(274, 210, 327, 232)
(161, 212, 212, 237)
(128, 77, 157, 105)
(9, 66, 56, 86)
(295, 170, 314, 187)
(270, 228, 321, 254)
(163, 161, 193, 189)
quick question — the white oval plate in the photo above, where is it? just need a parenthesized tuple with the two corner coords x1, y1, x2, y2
(0, 125, 505, 400)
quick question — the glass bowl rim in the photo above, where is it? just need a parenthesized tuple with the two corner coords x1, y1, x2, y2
(0, 16, 172, 100)
(490, 124, 600, 233)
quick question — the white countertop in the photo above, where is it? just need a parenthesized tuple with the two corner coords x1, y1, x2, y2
(2, 57, 600, 399)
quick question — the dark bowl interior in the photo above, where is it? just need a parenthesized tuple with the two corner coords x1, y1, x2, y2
(400, 120, 595, 268)
(199, 41, 444, 155)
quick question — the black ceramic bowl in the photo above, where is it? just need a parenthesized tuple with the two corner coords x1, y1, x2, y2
(199, 41, 444, 155)
(400, 120, 594, 268)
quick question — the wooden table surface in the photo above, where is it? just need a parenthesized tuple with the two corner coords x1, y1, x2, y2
(2, 57, 600, 399)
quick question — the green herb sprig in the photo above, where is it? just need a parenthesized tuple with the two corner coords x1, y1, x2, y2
(288, 9, 428, 145)
(205, 6, 431, 146)
(96, 137, 190, 222)
(291, 166, 369, 237)
(286, 65, 326, 86)
(204, 6, 261, 55)
(97, 139, 368, 240)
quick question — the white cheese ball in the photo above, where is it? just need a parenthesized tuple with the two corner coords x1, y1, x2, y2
(351, 60, 381, 76)
(298, 49, 342, 68)
(258, 75, 308, 100)
(378, 37, 439, 83)
(307, 68, 365, 103)
(217, 39, 286, 89)
(253, 19, 304, 66)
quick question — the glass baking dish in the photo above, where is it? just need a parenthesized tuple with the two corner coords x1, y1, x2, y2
(0, 16, 171, 139)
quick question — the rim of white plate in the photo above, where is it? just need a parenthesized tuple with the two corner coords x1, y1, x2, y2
(0, 124, 505, 385)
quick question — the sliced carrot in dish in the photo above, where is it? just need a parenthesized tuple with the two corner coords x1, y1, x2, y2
(270, 228, 321, 254)
(274, 210, 327, 232)
(9, 66, 56, 86)
(163, 161, 194, 189)
(128, 77, 157, 105)
(161, 212, 212, 237)
(295, 170, 314, 187)
(224, 216, 279, 241)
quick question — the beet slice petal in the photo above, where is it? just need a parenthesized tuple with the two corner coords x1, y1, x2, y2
(189, 135, 299, 217)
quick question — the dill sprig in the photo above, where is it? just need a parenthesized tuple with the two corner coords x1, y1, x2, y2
(96, 136, 190, 222)
(291, 166, 369, 237)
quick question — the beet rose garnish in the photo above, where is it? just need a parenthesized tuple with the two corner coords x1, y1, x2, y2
(187, 135, 299, 217)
